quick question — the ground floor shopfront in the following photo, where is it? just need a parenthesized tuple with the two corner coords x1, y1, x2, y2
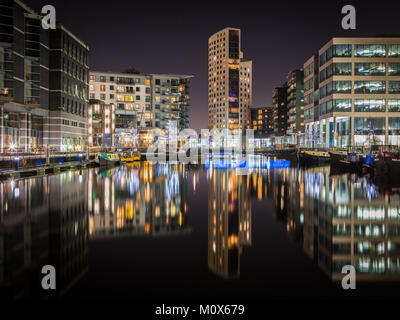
(304, 114, 400, 149)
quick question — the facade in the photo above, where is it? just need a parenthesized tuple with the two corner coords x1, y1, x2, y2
(208, 27, 252, 133)
(304, 37, 400, 149)
(88, 100, 116, 148)
(89, 71, 191, 148)
(272, 86, 288, 137)
(0, 0, 89, 153)
(303, 55, 320, 148)
(286, 69, 305, 141)
(250, 106, 274, 136)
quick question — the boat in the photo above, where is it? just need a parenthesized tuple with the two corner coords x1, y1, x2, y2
(372, 152, 400, 185)
(330, 150, 367, 174)
(299, 150, 330, 166)
(95, 152, 121, 168)
(119, 151, 141, 163)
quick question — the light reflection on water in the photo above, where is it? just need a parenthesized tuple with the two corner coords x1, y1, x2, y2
(1, 157, 400, 299)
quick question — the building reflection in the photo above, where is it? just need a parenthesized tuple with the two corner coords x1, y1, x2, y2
(271, 167, 400, 281)
(207, 169, 252, 279)
(0, 171, 88, 299)
(88, 163, 189, 238)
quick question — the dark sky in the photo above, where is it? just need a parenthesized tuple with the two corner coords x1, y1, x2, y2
(27, 0, 400, 130)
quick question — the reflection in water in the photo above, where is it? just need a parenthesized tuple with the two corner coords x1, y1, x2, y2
(206, 158, 400, 282)
(207, 169, 252, 279)
(1, 158, 400, 299)
(270, 167, 400, 281)
(0, 172, 88, 299)
(88, 163, 189, 238)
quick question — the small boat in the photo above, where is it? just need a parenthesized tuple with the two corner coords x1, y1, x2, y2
(120, 151, 141, 163)
(373, 152, 400, 181)
(299, 151, 330, 166)
(329, 151, 364, 174)
(96, 152, 121, 168)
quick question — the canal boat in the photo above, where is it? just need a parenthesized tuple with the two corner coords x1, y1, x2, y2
(329, 151, 366, 173)
(299, 150, 330, 166)
(372, 152, 400, 180)
(96, 152, 121, 168)
(119, 151, 141, 163)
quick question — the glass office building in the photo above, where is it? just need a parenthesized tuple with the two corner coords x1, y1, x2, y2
(304, 37, 400, 148)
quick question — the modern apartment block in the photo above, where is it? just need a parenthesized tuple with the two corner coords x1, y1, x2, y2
(208, 27, 253, 133)
(89, 71, 191, 148)
(303, 55, 319, 148)
(286, 69, 305, 140)
(250, 106, 274, 137)
(88, 99, 116, 148)
(0, 0, 89, 153)
(272, 86, 288, 137)
(304, 37, 400, 149)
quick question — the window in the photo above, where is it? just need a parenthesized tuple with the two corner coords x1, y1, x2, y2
(354, 44, 386, 57)
(354, 117, 385, 136)
(334, 63, 352, 76)
(389, 81, 400, 94)
(354, 99, 386, 112)
(100, 85, 105, 92)
(334, 99, 352, 112)
(389, 45, 400, 57)
(333, 44, 352, 57)
(334, 81, 352, 94)
(100, 94, 106, 100)
(389, 100, 400, 112)
(355, 63, 386, 76)
(354, 81, 386, 94)
(389, 63, 400, 76)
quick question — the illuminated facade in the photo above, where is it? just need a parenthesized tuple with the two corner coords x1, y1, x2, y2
(208, 169, 252, 279)
(208, 28, 253, 133)
(88, 100, 116, 148)
(89, 71, 192, 147)
(286, 70, 305, 142)
(303, 37, 400, 148)
(0, 0, 89, 153)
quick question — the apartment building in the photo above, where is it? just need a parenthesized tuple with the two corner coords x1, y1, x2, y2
(272, 86, 288, 138)
(304, 37, 400, 149)
(208, 27, 252, 133)
(0, 0, 89, 153)
(250, 106, 274, 136)
(89, 71, 191, 148)
(286, 69, 305, 141)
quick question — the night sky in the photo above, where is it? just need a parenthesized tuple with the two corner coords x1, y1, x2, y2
(27, 0, 400, 130)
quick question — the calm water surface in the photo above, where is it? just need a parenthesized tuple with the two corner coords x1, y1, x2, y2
(1, 159, 400, 300)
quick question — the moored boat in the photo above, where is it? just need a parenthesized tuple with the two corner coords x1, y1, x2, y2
(96, 152, 121, 168)
(299, 150, 330, 167)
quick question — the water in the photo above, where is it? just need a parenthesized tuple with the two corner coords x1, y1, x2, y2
(1, 159, 400, 300)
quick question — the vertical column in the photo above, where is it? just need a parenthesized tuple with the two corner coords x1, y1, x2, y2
(20, 112, 32, 153)
(385, 116, 389, 146)
(350, 117, 355, 147)
(0, 106, 3, 153)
